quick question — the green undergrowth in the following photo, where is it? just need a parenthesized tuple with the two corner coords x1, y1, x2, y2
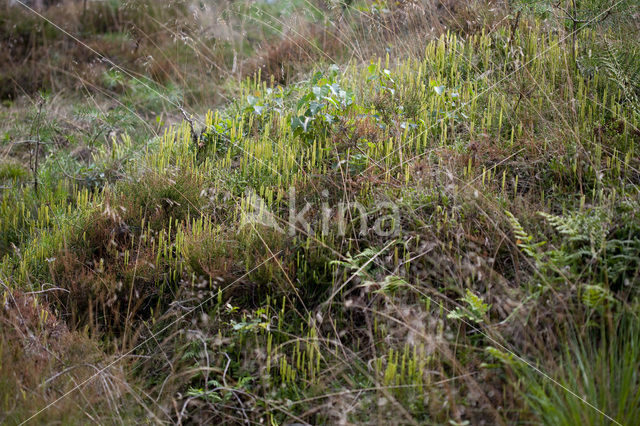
(1, 8, 640, 424)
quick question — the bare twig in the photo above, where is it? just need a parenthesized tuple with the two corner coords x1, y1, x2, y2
(179, 105, 198, 145)
(507, 10, 521, 49)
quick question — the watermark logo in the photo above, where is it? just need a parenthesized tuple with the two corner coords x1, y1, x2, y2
(241, 187, 401, 237)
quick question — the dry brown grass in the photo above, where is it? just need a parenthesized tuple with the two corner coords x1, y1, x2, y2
(0, 0, 192, 99)
(0, 286, 135, 423)
(244, 23, 348, 84)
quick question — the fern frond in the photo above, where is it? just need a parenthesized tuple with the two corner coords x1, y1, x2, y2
(601, 40, 640, 114)
(506, 211, 546, 260)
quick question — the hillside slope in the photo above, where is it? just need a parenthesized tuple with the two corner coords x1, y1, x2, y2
(1, 0, 640, 424)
